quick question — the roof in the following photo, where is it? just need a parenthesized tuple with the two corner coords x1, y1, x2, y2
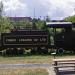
(46, 22, 72, 28)
(9, 17, 32, 22)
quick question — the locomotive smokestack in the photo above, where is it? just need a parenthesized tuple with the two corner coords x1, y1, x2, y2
(32, 18, 37, 29)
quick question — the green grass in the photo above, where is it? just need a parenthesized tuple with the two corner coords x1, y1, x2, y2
(0, 55, 75, 64)
(0, 68, 48, 75)
(0, 55, 53, 64)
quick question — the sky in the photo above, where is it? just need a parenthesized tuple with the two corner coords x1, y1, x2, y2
(1, 0, 75, 20)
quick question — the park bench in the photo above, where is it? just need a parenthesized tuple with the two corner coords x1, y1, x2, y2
(53, 59, 75, 75)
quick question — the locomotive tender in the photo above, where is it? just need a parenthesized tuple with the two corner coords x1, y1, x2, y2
(0, 29, 50, 54)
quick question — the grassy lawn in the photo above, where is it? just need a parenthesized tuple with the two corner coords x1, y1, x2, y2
(0, 68, 48, 75)
(55, 55, 75, 59)
(0, 55, 53, 64)
(0, 55, 75, 64)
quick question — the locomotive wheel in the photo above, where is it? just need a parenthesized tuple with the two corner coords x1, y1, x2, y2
(31, 50, 35, 54)
(18, 48, 24, 55)
(31, 47, 38, 54)
(6, 48, 13, 56)
(2, 50, 6, 56)
(37, 47, 41, 54)
(5, 48, 24, 56)
(38, 47, 48, 54)
(13, 48, 19, 55)
(41, 49, 48, 54)
(57, 48, 64, 54)
(43, 49, 48, 54)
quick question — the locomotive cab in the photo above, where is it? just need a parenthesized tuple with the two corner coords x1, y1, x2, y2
(46, 22, 73, 51)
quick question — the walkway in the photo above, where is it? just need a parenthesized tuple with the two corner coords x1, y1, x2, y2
(0, 64, 55, 75)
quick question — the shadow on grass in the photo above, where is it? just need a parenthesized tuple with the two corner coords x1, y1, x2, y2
(0, 51, 75, 57)
(0, 53, 52, 57)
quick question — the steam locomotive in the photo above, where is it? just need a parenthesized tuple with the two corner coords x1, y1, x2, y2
(0, 22, 75, 55)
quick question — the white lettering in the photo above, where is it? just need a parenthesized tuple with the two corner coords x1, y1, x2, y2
(19, 39, 32, 42)
(6, 39, 16, 42)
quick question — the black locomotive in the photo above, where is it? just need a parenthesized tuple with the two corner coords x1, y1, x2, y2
(0, 22, 75, 55)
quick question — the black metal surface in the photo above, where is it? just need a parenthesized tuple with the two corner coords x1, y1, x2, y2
(1, 30, 49, 48)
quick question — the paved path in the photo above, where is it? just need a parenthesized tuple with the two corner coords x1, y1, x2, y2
(0, 64, 55, 75)
(0, 64, 50, 69)
(0, 64, 75, 75)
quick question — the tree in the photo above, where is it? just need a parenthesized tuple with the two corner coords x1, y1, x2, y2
(0, 1, 3, 16)
(0, 17, 13, 33)
(12, 19, 32, 29)
(36, 20, 46, 30)
(64, 15, 75, 22)
(32, 18, 37, 29)
(11, 18, 47, 30)
(0, 1, 13, 33)
(32, 18, 47, 30)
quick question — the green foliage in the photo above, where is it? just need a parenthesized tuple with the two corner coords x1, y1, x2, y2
(0, 1, 13, 33)
(32, 18, 47, 30)
(64, 15, 75, 22)
(12, 19, 32, 29)
(0, 1, 3, 16)
(36, 20, 46, 30)
(12, 18, 47, 30)
(0, 17, 13, 33)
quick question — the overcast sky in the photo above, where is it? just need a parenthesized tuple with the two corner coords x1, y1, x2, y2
(1, 0, 75, 20)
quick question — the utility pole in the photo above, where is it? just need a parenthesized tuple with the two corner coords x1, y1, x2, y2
(32, 8, 37, 29)
(34, 8, 35, 18)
